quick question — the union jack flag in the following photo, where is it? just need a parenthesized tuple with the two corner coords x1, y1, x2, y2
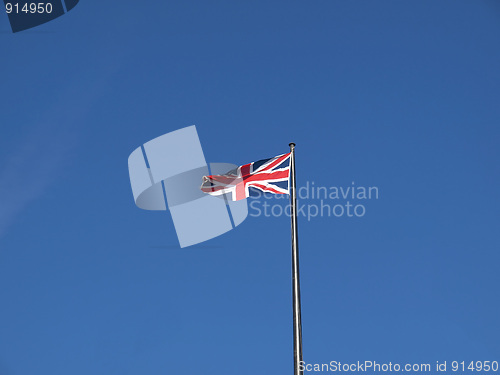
(201, 153, 291, 201)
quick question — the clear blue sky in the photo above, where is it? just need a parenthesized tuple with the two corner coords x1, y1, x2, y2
(1, 1, 499, 374)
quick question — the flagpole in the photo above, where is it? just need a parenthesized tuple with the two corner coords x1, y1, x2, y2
(289, 143, 303, 375)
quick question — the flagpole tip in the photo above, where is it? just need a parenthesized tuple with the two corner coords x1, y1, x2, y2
(289, 143, 296, 149)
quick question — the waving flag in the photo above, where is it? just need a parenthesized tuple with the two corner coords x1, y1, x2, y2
(201, 153, 291, 201)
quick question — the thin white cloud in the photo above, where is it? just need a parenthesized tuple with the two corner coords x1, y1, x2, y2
(0, 124, 76, 237)
(0, 78, 105, 238)
(0, 46, 125, 239)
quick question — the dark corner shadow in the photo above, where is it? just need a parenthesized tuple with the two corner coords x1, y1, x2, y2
(4, 0, 80, 33)
(0, 30, 58, 33)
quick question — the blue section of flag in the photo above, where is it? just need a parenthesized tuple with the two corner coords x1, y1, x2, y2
(251, 157, 272, 172)
(273, 180, 289, 190)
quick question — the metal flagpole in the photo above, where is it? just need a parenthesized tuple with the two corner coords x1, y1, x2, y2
(289, 143, 303, 375)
